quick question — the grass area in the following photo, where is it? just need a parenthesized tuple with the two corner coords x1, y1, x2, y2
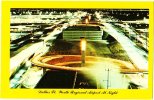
(46, 38, 130, 62)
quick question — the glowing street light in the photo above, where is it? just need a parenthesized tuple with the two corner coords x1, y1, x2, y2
(85, 18, 89, 24)
(80, 37, 86, 66)
(81, 38, 86, 51)
(88, 15, 91, 21)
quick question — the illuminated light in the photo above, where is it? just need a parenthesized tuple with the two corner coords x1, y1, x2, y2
(85, 18, 89, 24)
(81, 62, 129, 89)
(88, 15, 91, 20)
(103, 23, 148, 70)
(80, 37, 86, 66)
(143, 17, 149, 24)
(137, 14, 139, 16)
(10, 42, 44, 77)
(81, 38, 86, 51)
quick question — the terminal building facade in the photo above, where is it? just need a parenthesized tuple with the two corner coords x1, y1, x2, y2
(63, 25, 103, 41)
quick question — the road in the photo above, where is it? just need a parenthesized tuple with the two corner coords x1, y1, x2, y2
(103, 23, 148, 70)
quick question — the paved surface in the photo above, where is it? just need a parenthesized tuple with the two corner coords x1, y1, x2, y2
(103, 23, 148, 70)
(10, 42, 44, 77)
(10, 22, 69, 77)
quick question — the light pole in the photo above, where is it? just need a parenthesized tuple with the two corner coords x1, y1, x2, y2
(105, 68, 111, 89)
(80, 37, 86, 67)
(73, 37, 86, 88)
(106, 68, 110, 89)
